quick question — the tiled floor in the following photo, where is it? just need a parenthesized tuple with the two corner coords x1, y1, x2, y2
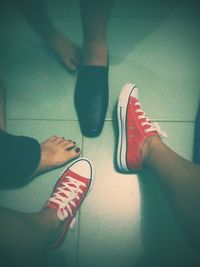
(0, 0, 200, 266)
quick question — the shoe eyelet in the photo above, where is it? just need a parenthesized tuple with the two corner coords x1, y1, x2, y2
(144, 129, 148, 133)
(138, 116, 141, 119)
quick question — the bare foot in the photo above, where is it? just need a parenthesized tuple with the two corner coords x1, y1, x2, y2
(33, 136, 81, 176)
(48, 28, 81, 72)
(82, 40, 108, 66)
(0, 82, 6, 131)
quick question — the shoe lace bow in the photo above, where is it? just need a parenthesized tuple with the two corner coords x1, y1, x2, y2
(134, 101, 167, 138)
(49, 175, 86, 221)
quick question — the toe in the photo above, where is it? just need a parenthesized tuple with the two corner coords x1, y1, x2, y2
(73, 49, 82, 62)
(63, 143, 76, 150)
(57, 138, 74, 145)
(63, 141, 76, 150)
(71, 55, 80, 67)
(53, 136, 65, 144)
(68, 147, 81, 159)
(48, 135, 58, 142)
(62, 147, 81, 163)
(63, 59, 77, 72)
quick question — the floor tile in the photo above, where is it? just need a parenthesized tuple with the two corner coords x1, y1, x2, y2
(108, 18, 200, 122)
(47, 0, 80, 17)
(138, 168, 199, 267)
(78, 121, 197, 267)
(1, 17, 199, 121)
(0, 1, 199, 266)
(160, 121, 195, 160)
(46, 0, 199, 18)
(0, 17, 82, 120)
(78, 122, 143, 267)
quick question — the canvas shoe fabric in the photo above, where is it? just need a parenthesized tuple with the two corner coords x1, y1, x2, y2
(117, 83, 167, 172)
(46, 157, 94, 247)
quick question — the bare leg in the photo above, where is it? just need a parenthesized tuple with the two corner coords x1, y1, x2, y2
(10, 0, 81, 72)
(80, 0, 114, 66)
(0, 82, 6, 131)
(0, 207, 69, 267)
(0, 158, 93, 266)
(117, 84, 200, 250)
(142, 136, 200, 250)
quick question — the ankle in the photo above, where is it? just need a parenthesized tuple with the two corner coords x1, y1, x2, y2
(83, 33, 107, 49)
(33, 208, 61, 235)
(82, 40, 108, 65)
(32, 209, 64, 247)
(83, 30, 107, 44)
(141, 136, 161, 163)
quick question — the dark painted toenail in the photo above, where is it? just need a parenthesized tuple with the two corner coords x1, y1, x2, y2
(75, 147, 80, 153)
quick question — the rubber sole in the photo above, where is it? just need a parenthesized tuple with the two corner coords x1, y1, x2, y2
(117, 83, 138, 172)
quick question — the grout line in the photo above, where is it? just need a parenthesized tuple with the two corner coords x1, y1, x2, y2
(75, 134, 84, 267)
(144, 119, 195, 123)
(7, 118, 195, 123)
(6, 15, 200, 20)
(52, 15, 173, 18)
(7, 118, 79, 122)
(76, 211, 81, 267)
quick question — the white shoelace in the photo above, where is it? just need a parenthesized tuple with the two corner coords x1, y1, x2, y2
(134, 102, 167, 138)
(49, 175, 86, 221)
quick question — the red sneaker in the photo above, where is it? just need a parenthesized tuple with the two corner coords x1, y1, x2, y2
(117, 83, 166, 171)
(46, 158, 94, 248)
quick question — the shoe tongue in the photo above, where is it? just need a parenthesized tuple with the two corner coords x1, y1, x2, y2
(47, 170, 89, 210)
(68, 169, 88, 183)
(130, 96, 139, 104)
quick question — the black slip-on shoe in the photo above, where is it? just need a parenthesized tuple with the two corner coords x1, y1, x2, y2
(75, 65, 108, 137)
